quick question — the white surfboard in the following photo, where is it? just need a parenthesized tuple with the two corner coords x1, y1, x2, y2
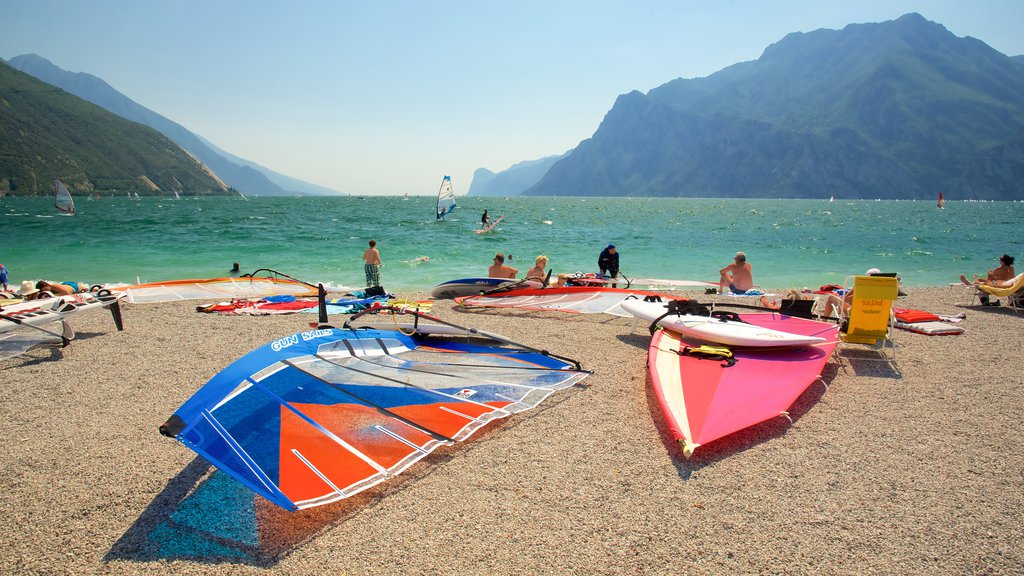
(621, 299, 826, 348)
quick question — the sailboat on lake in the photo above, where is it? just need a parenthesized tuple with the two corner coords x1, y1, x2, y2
(436, 175, 456, 220)
(54, 180, 75, 215)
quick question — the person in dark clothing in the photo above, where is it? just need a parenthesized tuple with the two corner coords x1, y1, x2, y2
(598, 244, 619, 287)
(481, 209, 491, 229)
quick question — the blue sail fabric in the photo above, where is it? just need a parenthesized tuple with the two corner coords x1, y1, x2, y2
(162, 328, 588, 510)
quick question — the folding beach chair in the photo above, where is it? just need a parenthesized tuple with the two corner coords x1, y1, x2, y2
(976, 273, 1024, 313)
(838, 275, 900, 364)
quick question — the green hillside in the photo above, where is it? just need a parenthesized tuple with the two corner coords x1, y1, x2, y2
(0, 60, 229, 196)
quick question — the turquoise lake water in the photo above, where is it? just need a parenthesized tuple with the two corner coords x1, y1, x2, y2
(2, 195, 1021, 292)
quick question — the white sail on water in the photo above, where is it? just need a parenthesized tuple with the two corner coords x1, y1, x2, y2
(54, 180, 75, 215)
(436, 175, 456, 220)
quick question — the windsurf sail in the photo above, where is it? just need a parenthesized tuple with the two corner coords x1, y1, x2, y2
(160, 323, 590, 510)
(0, 321, 73, 361)
(629, 278, 718, 289)
(435, 175, 456, 220)
(457, 286, 687, 316)
(111, 270, 323, 303)
(938, 191, 944, 209)
(54, 180, 75, 214)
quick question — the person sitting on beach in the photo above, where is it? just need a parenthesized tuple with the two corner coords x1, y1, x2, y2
(960, 254, 1015, 286)
(525, 255, 548, 284)
(363, 240, 382, 287)
(719, 252, 754, 294)
(488, 253, 518, 279)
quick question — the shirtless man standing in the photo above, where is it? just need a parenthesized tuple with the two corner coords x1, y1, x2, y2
(719, 252, 754, 294)
(488, 253, 518, 279)
(363, 240, 382, 287)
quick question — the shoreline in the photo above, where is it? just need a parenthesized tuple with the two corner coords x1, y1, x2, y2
(1, 285, 1022, 574)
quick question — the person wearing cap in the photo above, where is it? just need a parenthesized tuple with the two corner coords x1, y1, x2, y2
(598, 244, 619, 287)
(719, 252, 754, 294)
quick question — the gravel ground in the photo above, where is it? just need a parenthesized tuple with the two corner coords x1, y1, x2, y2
(0, 285, 1021, 575)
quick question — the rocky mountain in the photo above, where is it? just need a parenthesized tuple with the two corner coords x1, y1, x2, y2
(467, 153, 568, 196)
(524, 13, 1024, 199)
(7, 54, 342, 196)
(0, 60, 228, 196)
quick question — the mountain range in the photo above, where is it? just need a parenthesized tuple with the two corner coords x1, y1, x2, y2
(6, 54, 341, 196)
(467, 152, 568, 196)
(479, 13, 1024, 200)
(0, 60, 228, 196)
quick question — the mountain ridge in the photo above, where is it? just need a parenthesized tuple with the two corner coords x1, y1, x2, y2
(0, 60, 229, 196)
(522, 13, 1024, 199)
(6, 54, 342, 196)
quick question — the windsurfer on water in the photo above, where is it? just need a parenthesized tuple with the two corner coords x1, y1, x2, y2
(481, 209, 491, 230)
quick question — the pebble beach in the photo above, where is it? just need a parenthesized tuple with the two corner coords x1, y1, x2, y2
(1, 285, 1022, 575)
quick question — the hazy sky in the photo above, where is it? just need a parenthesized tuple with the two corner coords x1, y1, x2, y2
(3, 1, 1023, 195)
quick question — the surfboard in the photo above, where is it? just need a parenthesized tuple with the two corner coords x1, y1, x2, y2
(0, 291, 124, 334)
(649, 319, 838, 457)
(621, 299, 828, 348)
(429, 277, 521, 299)
(475, 214, 505, 234)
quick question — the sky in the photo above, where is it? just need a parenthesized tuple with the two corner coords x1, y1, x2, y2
(3, 1, 1024, 196)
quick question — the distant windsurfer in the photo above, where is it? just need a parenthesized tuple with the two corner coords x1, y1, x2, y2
(481, 209, 491, 230)
(363, 240, 382, 287)
(598, 244, 619, 288)
(719, 251, 754, 294)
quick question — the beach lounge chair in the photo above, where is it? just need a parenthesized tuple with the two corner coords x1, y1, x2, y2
(838, 275, 900, 364)
(976, 273, 1024, 312)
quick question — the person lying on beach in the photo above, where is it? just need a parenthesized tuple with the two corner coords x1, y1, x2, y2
(36, 280, 84, 297)
(719, 252, 754, 294)
(488, 253, 518, 279)
(20, 280, 82, 300)
(525, 255, 548, 283)
(960, 254, 1015, 286)
(757, 290, 808, 310)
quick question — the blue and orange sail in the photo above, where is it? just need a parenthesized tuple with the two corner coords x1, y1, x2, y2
(161, 327, 589, 510)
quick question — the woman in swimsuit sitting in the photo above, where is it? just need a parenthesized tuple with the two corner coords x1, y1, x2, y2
(960, 254, 1014, 286)
(525, 255, 548, 285)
